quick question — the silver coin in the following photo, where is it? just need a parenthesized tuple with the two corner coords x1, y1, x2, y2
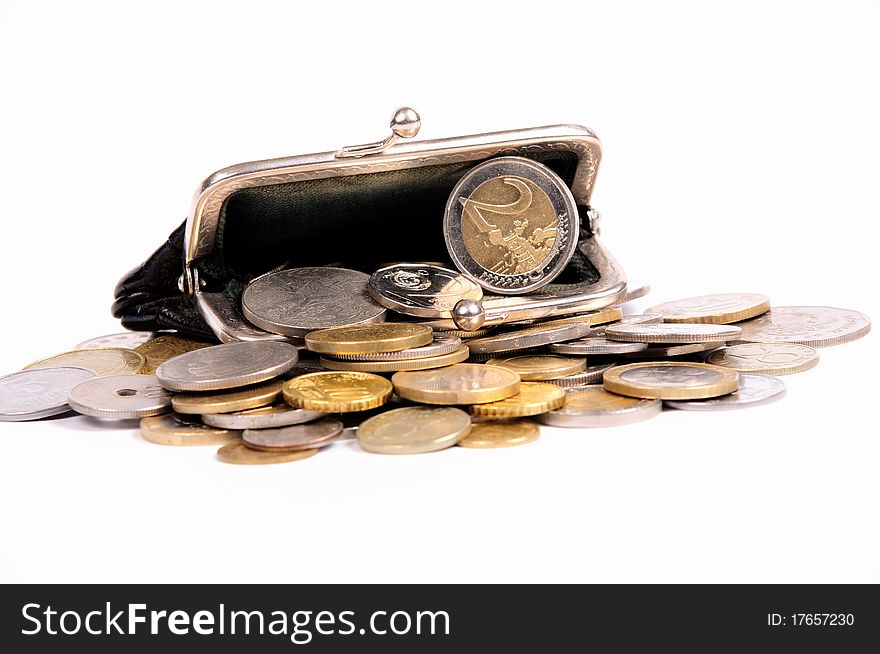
(74, 331, 156, 350)
(242, 267, 386, 337)
(443, 156, 579, 294)
(622, 280, 651, 303)
(329, 333, 462, 362)
(622, 342, 726, 359)
(705, 342, 820, 376)
(588, 313, 664, 338)
(242, 416, 343, 452)
(466, 321, 594, 354)
(0, 367, 97, 421)
(156, 341, 299, 392)
(545, 362, 615, 388)
(665, 374, 786, 411)
(536, 386, 661, 428)
(67, 374, 173, 419)
(604, 323, 742, 344)
(732, 306, 871, 347)
(550, 338, 649, 355)
(368, 263, 482, 318)
(203, 405, 326, 430)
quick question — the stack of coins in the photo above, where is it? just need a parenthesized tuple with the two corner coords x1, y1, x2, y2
(307, 324, 470, 372)
(0, 272, 871, 465)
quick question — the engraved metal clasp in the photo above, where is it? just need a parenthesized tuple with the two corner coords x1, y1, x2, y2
(335, 107, 421, 158)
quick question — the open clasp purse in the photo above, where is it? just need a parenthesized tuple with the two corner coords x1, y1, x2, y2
(112, 108, 628, 342)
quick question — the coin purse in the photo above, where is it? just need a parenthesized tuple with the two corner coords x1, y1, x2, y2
(112, 108, 628, 342)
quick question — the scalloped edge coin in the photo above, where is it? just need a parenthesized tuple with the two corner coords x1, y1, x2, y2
(730, 306, 871, 347)
(368, 263, 483, 318)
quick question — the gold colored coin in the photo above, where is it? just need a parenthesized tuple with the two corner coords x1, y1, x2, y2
(469, 382, 565, 418)
(140, 413, 240, 447)
(706, 343, 819, 376)
(305, 323, 433, 355)
(357, 406, 472, 454)
(603, 362, 739, 400)
(537, 307, 624, 327)
(217, 441, 318, 465)
(319, 345, 469, 372)
(283, 371, 393, 412)
(135, 334, 214, 374)
(485, 354, 586, 380)
(648, 293, 770, 324)
(461, 175, 559, 275)
(24, 348, 146, 376)
(170, 378, 284, 414)
(457, 421, 540, 448)
(436, 328, 495, 339)
(392, 363, 521, 405)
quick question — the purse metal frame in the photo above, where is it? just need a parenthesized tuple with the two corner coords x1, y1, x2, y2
(182, 110, 627, 343)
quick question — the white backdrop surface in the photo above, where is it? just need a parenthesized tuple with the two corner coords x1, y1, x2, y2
(0, 1, 877, 583)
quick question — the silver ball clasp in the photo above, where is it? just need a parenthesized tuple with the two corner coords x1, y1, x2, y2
(336, 107, 421, 158)
(390, 107, 421, 139)
(452, 299, 486, 331)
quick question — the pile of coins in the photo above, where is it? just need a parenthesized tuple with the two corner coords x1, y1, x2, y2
(1, 152, 869, 463)
(0, 274, 870, 465)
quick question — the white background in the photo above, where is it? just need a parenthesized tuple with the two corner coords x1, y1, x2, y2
(1, 1, 877, 583)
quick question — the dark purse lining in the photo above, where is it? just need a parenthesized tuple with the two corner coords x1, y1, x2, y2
(113, 152, 600, 339)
